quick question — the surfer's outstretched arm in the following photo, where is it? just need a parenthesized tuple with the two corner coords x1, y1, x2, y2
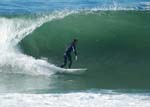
(73, 45, 78, 61)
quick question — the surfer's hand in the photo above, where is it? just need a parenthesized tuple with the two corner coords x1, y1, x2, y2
(75, 56, 78, 61)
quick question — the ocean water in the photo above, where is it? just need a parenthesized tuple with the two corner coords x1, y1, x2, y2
(0, 0, 150, 107)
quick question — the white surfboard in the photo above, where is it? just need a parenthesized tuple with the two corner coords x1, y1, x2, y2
(37, 63, 87, 75)
(57, 68, 87, 74)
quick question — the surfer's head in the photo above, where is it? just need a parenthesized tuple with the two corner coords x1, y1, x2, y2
(73, 38, 78, 44)
(73, 38, 78, 42)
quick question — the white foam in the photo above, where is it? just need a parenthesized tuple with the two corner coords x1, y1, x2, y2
(0, 92, 150, 107)
(0, 10, 77, 76)
(139, 2, 150, 10)
(140, 2, 150, 6)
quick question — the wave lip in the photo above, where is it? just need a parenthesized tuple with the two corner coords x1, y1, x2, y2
(0, 0, 150, 14)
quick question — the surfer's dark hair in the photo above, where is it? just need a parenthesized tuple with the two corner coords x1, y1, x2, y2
(73, 38, 78, 42)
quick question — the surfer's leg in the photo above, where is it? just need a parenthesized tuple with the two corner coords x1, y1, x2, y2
(60, 55, 67, 68)
(68, 54, 72, 68)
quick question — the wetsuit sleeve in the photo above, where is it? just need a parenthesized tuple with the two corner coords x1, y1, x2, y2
(73, 45, 77, 55)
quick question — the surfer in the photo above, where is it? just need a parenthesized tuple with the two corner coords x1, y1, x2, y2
(60, 39, 78, 68)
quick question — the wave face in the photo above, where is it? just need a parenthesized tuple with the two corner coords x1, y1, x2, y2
(0, 0, 150, 92)
(19, 10, 150, 89)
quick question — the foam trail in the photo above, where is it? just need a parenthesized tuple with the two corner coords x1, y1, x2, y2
(0, 92, 150, 107)
(0, 10, 77, 76)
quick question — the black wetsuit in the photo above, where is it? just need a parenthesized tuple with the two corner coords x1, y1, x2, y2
(61, 42, 77, 68)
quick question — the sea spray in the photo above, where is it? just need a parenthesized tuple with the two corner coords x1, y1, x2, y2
(0, 10, 77, 76)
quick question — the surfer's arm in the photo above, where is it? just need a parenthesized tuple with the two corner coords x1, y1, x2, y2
(73, 45, 77, 56)
(73, 45, 78, 61)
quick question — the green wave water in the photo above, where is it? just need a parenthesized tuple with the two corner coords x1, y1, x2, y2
(1, 1, 150, 107)
(19, 11, 150, 89)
